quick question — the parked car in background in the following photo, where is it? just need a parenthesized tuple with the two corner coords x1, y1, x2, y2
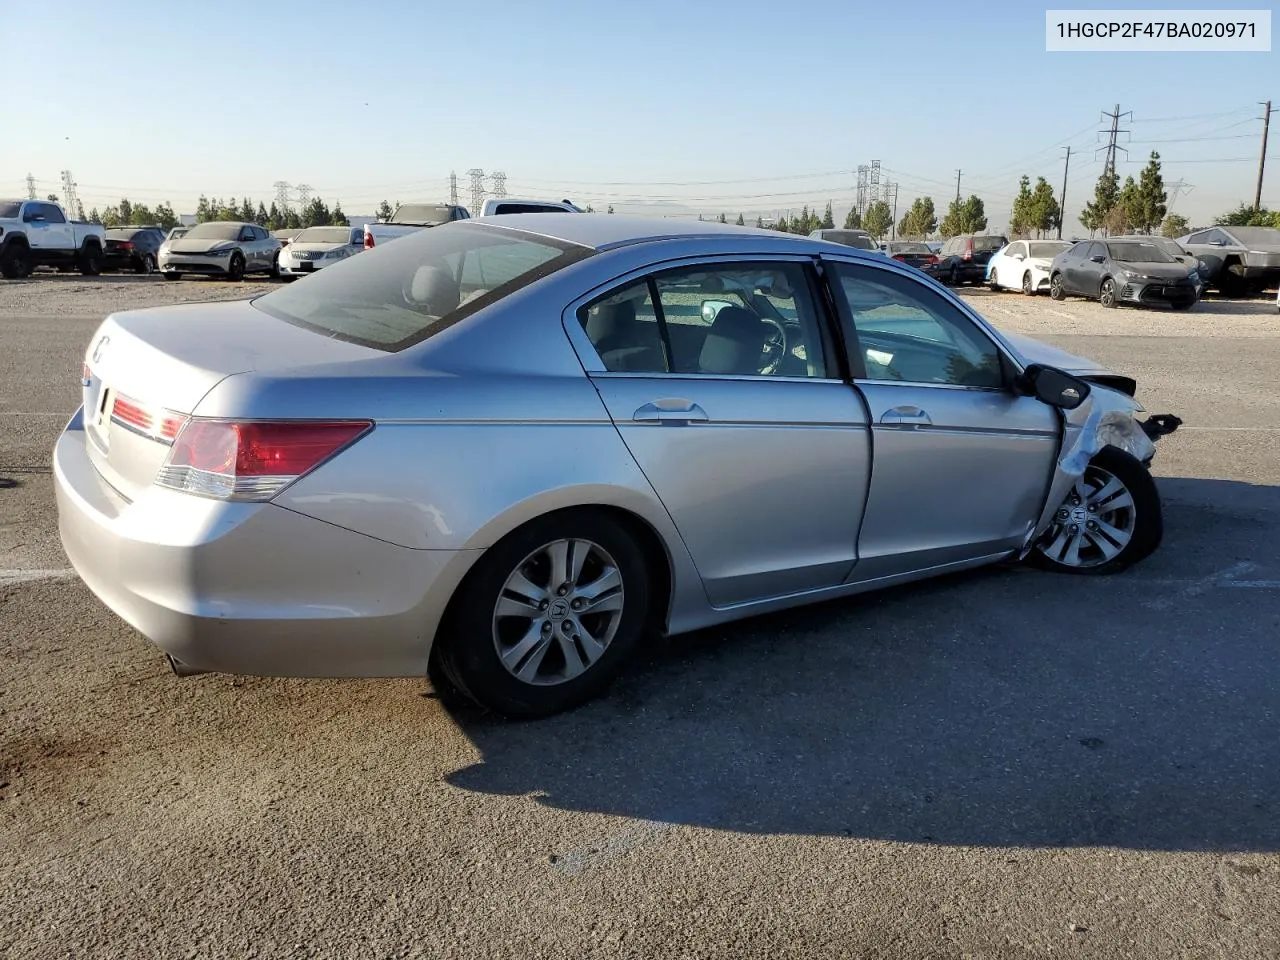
(924, 240, 944, 254)
(808, 228, 880, 252)
(479, 198, 582, 216)
(0, 199, 106, 279)
(272, 228, 303, 248)
(1049, 237, 1199, 309)
(1177, 225, 1280, 296)
(925, 234, 1009, 286)
(881, 240, 938, 270)
(157, 221, 281, 281)
(166, 225, 190, 242)
(102, 226, 167, 275)
(988, 239, 1073, 295)
(56, 214, 1175, 718)
(362, 203, 471, 249)
(277, 225, 364, 279)
(1114, 235, 1207, 298)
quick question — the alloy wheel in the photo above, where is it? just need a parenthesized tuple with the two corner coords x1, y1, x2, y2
(1037, 466, 1137, 569)
(492, 538, 625, 686)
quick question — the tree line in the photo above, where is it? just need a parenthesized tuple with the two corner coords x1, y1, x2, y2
(83, 195, 350, 231)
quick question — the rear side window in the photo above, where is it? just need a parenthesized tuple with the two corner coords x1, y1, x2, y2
(490, 203, 563, 215)
(252, 222, 591, 351)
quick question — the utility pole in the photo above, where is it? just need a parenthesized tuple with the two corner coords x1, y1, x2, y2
(1058, 146, 1071, 239)
(1098, 103, 1131, 178)
(955, 170, 962, 203)
(1256, 100, 1271, 213)
(889, 182, 899, 239)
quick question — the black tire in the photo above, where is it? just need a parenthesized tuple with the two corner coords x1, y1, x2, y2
(1217, 263, 1245, 297)
(162, 272, 182, 281)
(988, 268, 1000, 291)
(1022, 271, 1035, 295)
(2, 245, 30, 280)
(1170, 300, 1195, 311)
(434, 509, 652, 718)
(78, 245, 102, 276)
(1027, 446, 1163, 576)
(269, 251, 281, 279)
(948, 266, 958, 286)
(1049, 272, 1066, 300)
(1099, 277, 1118, 308)
(227, 252, 245, 282)
(135, 254, 156, 275)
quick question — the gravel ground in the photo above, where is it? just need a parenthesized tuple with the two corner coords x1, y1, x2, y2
(2, 276, 1279, 958)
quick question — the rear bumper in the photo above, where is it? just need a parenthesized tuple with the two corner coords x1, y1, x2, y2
(53, 407, 478, 677)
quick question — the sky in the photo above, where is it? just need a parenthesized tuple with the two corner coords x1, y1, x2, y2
(3, 0, 1277, 235)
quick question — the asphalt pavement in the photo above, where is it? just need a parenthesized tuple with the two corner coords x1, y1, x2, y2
(1, 276, 1277, 959)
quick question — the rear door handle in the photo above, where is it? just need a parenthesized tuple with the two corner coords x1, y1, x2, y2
(880, 405, 932, 426)
(633, 399, 709, 424)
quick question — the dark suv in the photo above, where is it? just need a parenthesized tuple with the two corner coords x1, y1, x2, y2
(926, 234, 1008, 285)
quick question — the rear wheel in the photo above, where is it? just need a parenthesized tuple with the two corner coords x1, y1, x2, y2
(135, 254, 156, 275)
(1049, 272, 1066, 300)
(948, 265, 959, 286)
(1028, 446, 1162, 575)
(78, 245, 102, 276)
(435, 510, 651, 718)
(227, 252, 245, 282)
(1099, 277, 1118, 308)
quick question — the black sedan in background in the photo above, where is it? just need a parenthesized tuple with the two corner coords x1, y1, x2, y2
(102, 227, 167, 274)
(1049, 238, 1199, 309)
(882, 240, 938, 270)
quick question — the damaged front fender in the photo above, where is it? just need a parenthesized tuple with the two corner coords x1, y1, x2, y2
(1021, 386, 1179, 556)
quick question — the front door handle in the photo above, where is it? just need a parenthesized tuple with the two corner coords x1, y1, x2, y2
(880, 405, 932, 426)
(633, 399, 709, 424)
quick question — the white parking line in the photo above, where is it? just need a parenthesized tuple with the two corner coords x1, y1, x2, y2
(1142, 561, 1266, 610)
(0, 412, 71, 417)
(0, 568, 77, 587)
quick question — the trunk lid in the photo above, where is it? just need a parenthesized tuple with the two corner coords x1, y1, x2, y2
(81, 299, 385, 500)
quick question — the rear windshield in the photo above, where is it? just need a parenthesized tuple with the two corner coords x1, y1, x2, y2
(888, 242, 931, 254)
(1106, 241, 1176, 264)
(972, 236, 1007, 252)
(822, 231, 875, 250)
(0, 200, 22, 218)
(251, 222, 591, 351)
(390, 204, 457, 225)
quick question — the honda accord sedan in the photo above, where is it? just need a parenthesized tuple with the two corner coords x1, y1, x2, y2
(54, 215, 1176, 717)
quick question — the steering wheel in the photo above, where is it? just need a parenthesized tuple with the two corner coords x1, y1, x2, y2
(757, 317, 789, 375)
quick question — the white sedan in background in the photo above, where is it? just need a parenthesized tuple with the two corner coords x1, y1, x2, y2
(988, 240, 1074, 295)
(277, 225, 364, 279)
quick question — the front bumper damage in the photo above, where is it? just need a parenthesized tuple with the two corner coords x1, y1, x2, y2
(1020, 386, 1181, 556)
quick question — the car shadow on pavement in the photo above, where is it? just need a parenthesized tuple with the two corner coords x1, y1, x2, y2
(446, 476, 1280, 852)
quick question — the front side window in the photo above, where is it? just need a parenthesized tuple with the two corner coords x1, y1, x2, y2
(830, 262, 1003, 388)
(41, 203, 67, 224)
(253, 222, 589, 351)
(578, 262, 830, 379)
(1006, 242, 1026, 258)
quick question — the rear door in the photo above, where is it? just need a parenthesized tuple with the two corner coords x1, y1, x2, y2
(823, 258, 1059, 580)
(567, 256, 872, 607)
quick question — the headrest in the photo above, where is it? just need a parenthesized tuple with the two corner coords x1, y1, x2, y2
(699, 306, 766, 375)
(408, 265, 460, 315)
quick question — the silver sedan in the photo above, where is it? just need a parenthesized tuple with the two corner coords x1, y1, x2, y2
(54, 215, 1178, 717)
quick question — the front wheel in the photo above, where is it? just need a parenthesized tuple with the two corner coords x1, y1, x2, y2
(435, 510, 651, 718)
(1028, 446, 1162, 575)
(227, 252, 245, 282)
(1022, 271, 1035, 295)
(988, 268, 1000, 291)
(1049, 272, 1066, 300)
(1098, 277, 1118, 308)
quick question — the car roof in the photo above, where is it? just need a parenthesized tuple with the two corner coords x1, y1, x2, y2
(475, 212, 809, 252)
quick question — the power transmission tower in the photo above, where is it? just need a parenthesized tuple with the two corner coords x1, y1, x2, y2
(1256, 100, 1271, 213)
(449, 172, 458, 206)
(466, 168, 485, 212)
(856, 165, 869, 214)
(1096, 103, 1131, 177)
(296, 184, 314, 210)
(1165, 179, 1194, 212)
(60, 170, 80, 218)
(869, 160, 881, 205)
(25, 174, 36, 199)
(1058, 147, 1071, 239)
(273, 181, 292, 212)
(490, 171, 507, 200)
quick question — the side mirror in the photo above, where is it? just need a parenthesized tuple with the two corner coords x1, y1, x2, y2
(1018, 363, 1091, 410)
(700, 299, 735, 323)
(1090, 254, 1106, 263)
(1013, 253, 1025, 261)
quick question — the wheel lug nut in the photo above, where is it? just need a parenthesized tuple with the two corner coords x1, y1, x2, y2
(539, 600, 549, 611)
(571, 599, 582, 610)
(1069, 524, 1078, 533)
(1087, 504, 1097, 512)
(557, 585, 568, 596)
(1087, 520, 1098, 530)
(542, 621, 552, 633)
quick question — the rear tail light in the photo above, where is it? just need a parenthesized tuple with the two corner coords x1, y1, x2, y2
(926, 255, 938, 265)
(363, 231, 374, 249)
(119, 241, 135, 251)
(962, 249, 973, 260)
(892, 254, 907, 261)
(156, 419, 373, 501)
(81, 362, 92, 386)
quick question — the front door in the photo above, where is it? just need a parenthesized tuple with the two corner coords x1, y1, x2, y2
(572, 259, 871, 607)
(824, 259, 1060, 580)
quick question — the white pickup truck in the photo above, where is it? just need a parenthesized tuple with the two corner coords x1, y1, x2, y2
(0, 198, 107, 278)
(362, 198, 582, 249)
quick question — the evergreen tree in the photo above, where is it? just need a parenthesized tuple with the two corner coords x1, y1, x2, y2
(1129, 151, 1167, 233)
(1080, 169, 1120, 236)
(843, 206, 862, 230)
(821, 202, 835, 230)
(863, 200, 893, 239)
